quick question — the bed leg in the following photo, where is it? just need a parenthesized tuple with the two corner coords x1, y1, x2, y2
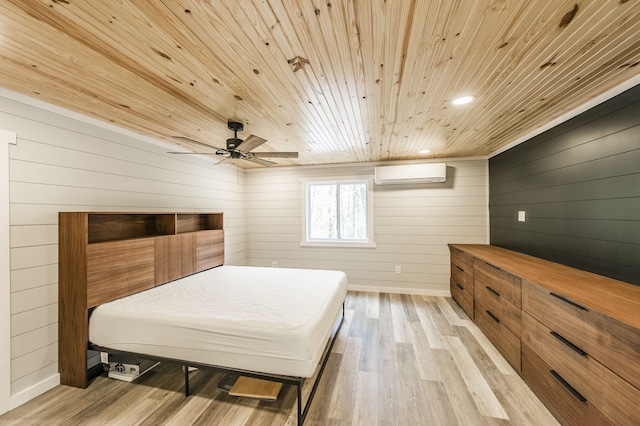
(184, 365, 190, 397)
(297, 382, 303, 425)
(297, 304, 344, 425)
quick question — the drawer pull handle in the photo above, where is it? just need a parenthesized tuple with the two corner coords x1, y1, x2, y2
(550, 370, 587, 402)
(486, 310, 500, 323)
(550, 292, 588, 311)
(456, 265, 464, 272)
(550, 331, 588, 356)
(486, 286, 501, 297)
(456, 283, 464, 291)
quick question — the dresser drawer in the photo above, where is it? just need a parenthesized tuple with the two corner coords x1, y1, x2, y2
(475, 283, 521, 336)
(521, 344, 611, 426)
(522, 312, 640, 426)
(522, 279, 640, 390)
(474, 259, 521, 307)
(451, 261, 473, 292)
(475, 300, 521, 371)
(450, 278, 473, 319)
(450, 246, 473, 269)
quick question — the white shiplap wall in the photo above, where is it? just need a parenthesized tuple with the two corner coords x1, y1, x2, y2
(0, 93, 246, 407)
(244, 160, 488, 294)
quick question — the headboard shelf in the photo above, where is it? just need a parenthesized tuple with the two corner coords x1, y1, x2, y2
(59, 211, 224, 388)
(177, 213, 224, 234)
(88, 213, 176, 243)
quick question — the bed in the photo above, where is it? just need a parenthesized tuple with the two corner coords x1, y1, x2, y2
(58, 212, 347, 425)
(89, 265, 347, 378)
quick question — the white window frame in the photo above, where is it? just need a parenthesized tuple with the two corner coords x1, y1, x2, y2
(300, 176, 376, 248)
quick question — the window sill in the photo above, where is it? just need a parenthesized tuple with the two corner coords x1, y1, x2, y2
(300, 241, 377, 248)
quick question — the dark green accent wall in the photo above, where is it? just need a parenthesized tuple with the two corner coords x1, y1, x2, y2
(489, 84, 640, 286)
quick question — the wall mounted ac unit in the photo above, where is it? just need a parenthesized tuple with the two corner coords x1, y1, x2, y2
(374, 163, 447, 185)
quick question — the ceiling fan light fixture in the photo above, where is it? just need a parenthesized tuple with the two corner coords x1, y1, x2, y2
(452, 95, 475, 105)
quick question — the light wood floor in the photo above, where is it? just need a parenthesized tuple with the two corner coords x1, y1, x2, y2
(0, 292, 558, 425)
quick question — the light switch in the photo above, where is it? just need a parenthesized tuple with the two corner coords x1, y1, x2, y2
(518, 211, 526, 222)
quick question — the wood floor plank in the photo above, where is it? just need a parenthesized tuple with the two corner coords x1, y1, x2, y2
(393, 342, 432, 425)
(400, 293, 420, 323)
(454, 325, 512, 393)
(376, 292, 396, 361)
(422, 379, 460, 425)
(346, 292, 367, 339)
(331, 308, 353, 355)
(435, 294, 471, 328)
(445, 336, 509, 420)
(0, 292, 558, 426)
(109, 398, 165, 426)
(165, 394, 213, 426)
(426, 297, 463, 337)
(407, 321, 443, 382)
(358, 318, 379, 373)
(495, 375, 559, 426)
(377, 358, 402, 426)
(351, 371, 378, 426)
(305, 354, 342, 423)
(435, 348, 492, 425)
(217, 396, 260, 425)
(365, 291, 379, 319)
(466, 320, 517, 376)
(389, 293, 410, 343)
(413, 296, 447, 349)
(327, 337, 361, 422)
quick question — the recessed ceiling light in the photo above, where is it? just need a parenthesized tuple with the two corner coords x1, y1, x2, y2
(452, 95, 475, 105)
(419, 149, 431, 154)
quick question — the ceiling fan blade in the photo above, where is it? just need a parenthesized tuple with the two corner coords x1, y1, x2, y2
(236, 134, 266, 152)
(172, 136, 223, 150)
(167, 151, 218, 155)
(244, 156, 275, 167)
(215, 156, 234, 165)
(251, 151, 298, 158)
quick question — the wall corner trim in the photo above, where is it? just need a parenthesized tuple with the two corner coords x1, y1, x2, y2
(0, 129, 16, 415)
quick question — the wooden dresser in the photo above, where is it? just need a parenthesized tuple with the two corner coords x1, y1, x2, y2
(449, 244, 640, 426)
(59, 212, 224, 388)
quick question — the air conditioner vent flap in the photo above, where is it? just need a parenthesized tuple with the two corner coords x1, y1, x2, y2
(374, 163, 446, 185)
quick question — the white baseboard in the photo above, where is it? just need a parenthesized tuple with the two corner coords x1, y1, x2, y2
(10, 373, 60, 411)
(347, 285, 451, 297)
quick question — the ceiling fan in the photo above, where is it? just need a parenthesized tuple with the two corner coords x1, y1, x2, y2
(170, 121, 298, 166)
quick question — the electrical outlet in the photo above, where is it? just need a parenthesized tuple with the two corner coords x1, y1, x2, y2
(518, 211, 526, 222)
(100, 352, 109, 364)
(395, 265, 402, 274)
(272, 261, 278, 268)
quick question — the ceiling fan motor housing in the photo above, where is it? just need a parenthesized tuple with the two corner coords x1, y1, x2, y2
(226, 121, 244, 151)
(226, 137, 242, 150)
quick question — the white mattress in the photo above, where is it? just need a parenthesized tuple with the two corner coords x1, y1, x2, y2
(89, 265, 347, 377)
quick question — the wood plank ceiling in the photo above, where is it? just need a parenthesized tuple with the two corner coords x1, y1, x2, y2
(1, 1, 639, 167)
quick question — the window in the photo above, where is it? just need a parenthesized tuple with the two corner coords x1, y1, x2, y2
(302, 177, 375, 247)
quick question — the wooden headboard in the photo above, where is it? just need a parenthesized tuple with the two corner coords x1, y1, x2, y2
(58, 212, 224, 388)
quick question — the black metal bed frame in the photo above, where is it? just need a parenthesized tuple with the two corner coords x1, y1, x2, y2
(89, 303, 344, 425)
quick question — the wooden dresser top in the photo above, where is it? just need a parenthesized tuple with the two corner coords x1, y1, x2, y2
(449, 244, 640, 330)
